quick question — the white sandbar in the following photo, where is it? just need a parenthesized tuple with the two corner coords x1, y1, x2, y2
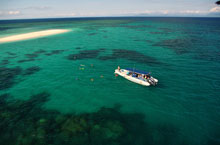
(0, 29, 71, 43)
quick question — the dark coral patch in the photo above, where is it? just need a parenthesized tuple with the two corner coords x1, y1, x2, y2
(18, 58, 36, 63)
(25, 49, 48, 58)
(0, 93, 182, 145)
(150, 32, 164, 34)
(158, 28, 174, 33)
(67, 48, 160, 65)
(99, 48, 106, 51)
(0, 67, 22, 90)
(67, 49, 103, 61)
(18, 52, 40, 63)
(45, 50, 65, 56)
(99, 49, 161, 65)
(5, 56, 17, 59)
(23, 66, 41, 76)
(88, 33, 97, 36)
(20, 92, 50, 112)
(34, 49, 47, 54)
(7, 52, 16, 56)
(121, 25, 152, 30)
(0, 65, 41, 90)
(1, 59, 10, 65)
(153, 123, 180, 145)
(133, 39, 142, 42)
(25, 53, 39, 58)
(18, 49, 65, 63)
(0, 93, 10, 106)
(146, 40, 154, 43)
(76, 47, 81, 50)
(153, 39, 192, 54)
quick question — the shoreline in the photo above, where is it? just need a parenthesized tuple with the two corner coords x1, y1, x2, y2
(0, 29, 71, 43)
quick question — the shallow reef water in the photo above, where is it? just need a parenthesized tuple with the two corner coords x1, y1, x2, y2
(153, 39, 191, 55)
(25, 53, 39, 59)
(34, 49, 47, 54)
(45, 49, 65, 56)
(67, 48, 161, 66)
(7, 52, 17, 56)
(0, 67, 22, 90)
(99, 49, 162, 65)
(0, 59, 10, 65)
(17, 49, 67, 63)
(0, 92, 188, 145)
(23, 66, 41, 76)
(18, 58, 36, 63)
(0, 66, 41, 90)
(0, 17, 219, 145)
(88, 33, 97, 36)
(76, 47, 81, 50)
(67, 49, 105, 61)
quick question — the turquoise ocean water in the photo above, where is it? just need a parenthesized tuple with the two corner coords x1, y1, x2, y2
(0, 17, 220, 145)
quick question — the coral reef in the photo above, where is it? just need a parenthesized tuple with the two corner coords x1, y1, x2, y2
(25, 53, 39, 58)
(34, 49, 47, 54)
(88, 33, 97, 36)
(18, 49, 65, 63)
(150, 32, 165, 34)
(0, 59, 10, 65)
(18, 59, 36, 63)
(0, 66, 41, 90)
(153, 39, 192, 54)
(0, 67, 22, 90)
(23, 66, 41, 76)
(67, 49, 104, 61)
(99, 49, 161, 65)
(67, 48, 161, 66)
(0, 92, 183, 145)
(7, 52, 17, 56)
(45, 50, 65, 56)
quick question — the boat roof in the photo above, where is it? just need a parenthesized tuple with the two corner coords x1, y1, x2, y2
(126, 68, 149, 75)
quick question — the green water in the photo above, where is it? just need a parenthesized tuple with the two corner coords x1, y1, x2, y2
(0, 17, 220, 145)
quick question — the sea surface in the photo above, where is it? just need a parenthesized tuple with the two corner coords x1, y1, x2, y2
(0, 17, 220, 145)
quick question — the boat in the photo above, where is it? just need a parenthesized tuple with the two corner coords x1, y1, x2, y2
(114, 67, 158, 86)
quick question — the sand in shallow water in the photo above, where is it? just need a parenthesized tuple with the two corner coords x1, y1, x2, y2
(0, 29, 71, 43)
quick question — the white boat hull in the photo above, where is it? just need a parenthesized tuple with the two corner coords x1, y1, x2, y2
(114, 69, 158, 86)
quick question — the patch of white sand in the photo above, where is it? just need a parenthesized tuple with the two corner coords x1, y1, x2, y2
(0, 29, 71, 43)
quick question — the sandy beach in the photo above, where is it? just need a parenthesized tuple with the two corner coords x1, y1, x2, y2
(0, 29, 71, 43)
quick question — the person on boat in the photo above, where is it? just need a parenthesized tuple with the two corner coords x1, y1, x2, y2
(144, 75, 147, 81)
(141, 74, 145, 80)
(132, 73, 136, 77)
(138, 74, 142, 79)
(117, 66, 121, 71)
